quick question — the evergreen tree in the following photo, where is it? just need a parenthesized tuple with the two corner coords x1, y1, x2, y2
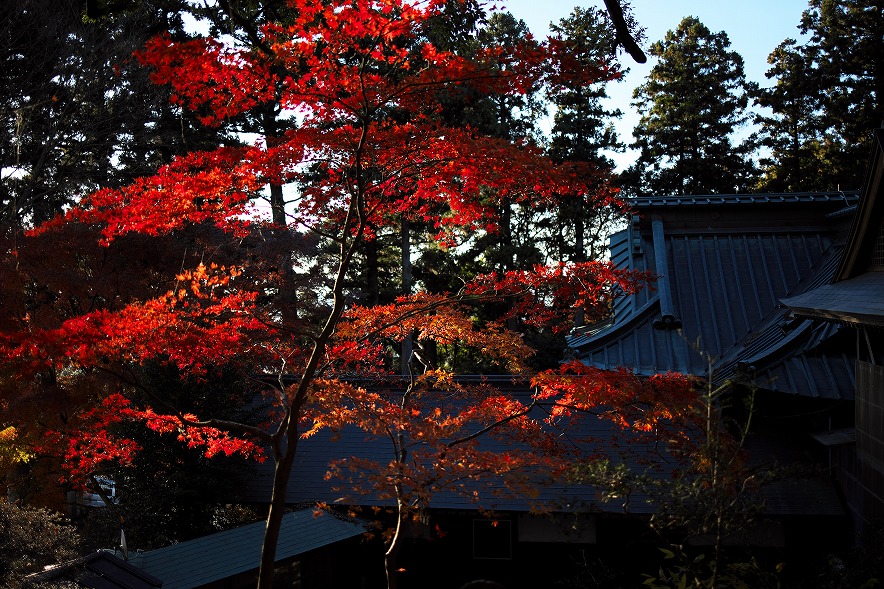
(0, 0, 225, 230)
(754, 1, 882, 192)
(418, 11, 547, 282)
(799, 0, 882, 190)
(544, 6, 634, 266)
(547, 6, 627, 168)
(624, 17, 757, 196)
(753, 39, 832, 191)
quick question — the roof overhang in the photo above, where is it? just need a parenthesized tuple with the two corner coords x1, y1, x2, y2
(782, 272, 884, 328)
(835, 129, 884, 279)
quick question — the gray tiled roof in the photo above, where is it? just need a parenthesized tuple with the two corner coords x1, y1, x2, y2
(130, 510, 364, 589)
(234, 387, 667, 514)
(783, 258, 884, 328)
(781, 130, 884, 328)
(568, 193, 858, 399)
(631, 192, 857, 208)
(25, 551, 162, 589)
(232, 384, 844, 519)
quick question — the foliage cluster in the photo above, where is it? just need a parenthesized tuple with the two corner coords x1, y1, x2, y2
(0, 1, 879, 587)
(625, 1, 883, 194)
(0, 500, 81, 588)
(0, 3, 677, 588)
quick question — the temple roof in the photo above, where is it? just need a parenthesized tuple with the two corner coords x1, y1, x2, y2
(783, 273, 884, 328)
(232, 380, 844, 519)
(25, 551, 162, 589)
(783, 129, 884, 328)
(129, 510, 365, 589)
(568, 192, 859, 400)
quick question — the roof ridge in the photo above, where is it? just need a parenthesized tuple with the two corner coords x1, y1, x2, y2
(629, 192, 860, 208)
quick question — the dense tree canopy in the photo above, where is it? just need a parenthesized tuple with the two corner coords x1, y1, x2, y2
(547, 6, 627, 169)
(752, 39, 831, 192)
(0, 0, 228, 230)
(543, 6, 635, 269)
(755, 0, 883, 191)
(624, 17, 757, 196)
(801, 0, 883, 188)
(0, 2, 694, 588)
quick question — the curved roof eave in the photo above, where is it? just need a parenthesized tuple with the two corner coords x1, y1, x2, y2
(568, 296, 661, 351)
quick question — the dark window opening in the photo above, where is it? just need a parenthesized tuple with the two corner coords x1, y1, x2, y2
(473, 519, 512, 560)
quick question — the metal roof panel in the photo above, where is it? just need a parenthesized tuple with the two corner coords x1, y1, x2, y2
(132, 510, 364, 589)
(570, 195, 854, 399)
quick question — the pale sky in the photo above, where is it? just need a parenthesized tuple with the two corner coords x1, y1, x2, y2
(498, 0, 812, 169)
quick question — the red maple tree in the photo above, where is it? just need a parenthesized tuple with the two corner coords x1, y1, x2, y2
(0, 2, 698, 587)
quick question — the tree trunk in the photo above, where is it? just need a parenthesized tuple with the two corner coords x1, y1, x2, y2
(367, 228, 380, 305)
(401, 217, 412, 374)
(262, 107, 286, 227)
(384, 495, 407, 589)
(257, 428, 299, 589)
(573, 193, 586, 327)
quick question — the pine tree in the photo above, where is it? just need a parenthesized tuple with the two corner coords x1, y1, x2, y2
(799, 0, 883, 190)
(543, 6, 633, 267)
(0, 0, 225, 229)
(753, 39, 833, 191)
(625, 17, 757, 196)
(420, 11, 547, 282)
(547, 6, 628, 168)
(753, 1, 882, 192)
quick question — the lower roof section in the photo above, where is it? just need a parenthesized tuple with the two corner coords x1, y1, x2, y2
(783, 272, 884, 328)
(568, 194, 857, 400)
(25, 551, 162, 589)
(232, 387, 845, 519)
(130, 509, 365, 589)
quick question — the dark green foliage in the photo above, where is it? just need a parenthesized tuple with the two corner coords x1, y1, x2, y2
(344, 228, 405, 308)
(543, 7, 632, 269)
(475, 12, 546, 142)
(79, 437, 261, 551)
(547, 6, 630, 169)
(432, 11, 544, 142)
(800, 0, 883, 190)
(412, 8, 630, 360)
(625, 17, 757, 196)
(756, 0, 883, 192)
(421, 0, 486, 55)
(0, 0, 227, 230)
(79, 363, 262, 551)
(0, 501, 81, 587)
(752, 39, 833, 192)
(641, 547, 783, 589)
(416, 12, 553, 367)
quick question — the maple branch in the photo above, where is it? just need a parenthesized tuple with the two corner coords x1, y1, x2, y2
(443, 397, 539, 452)
(282, 114, 373, 431)
(178, 415, 273, 443)
(92, 365, 273, 445)
(342, 293, 467, 348)
(358, 50, 373, 121)
(256, 140, 372, 587)
(253, 314, 319, 343)
(384, 63, 529, 110)
(544, 401, 606, 418)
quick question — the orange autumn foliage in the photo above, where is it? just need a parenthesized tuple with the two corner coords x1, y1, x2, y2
(0, 2, 699, 587)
